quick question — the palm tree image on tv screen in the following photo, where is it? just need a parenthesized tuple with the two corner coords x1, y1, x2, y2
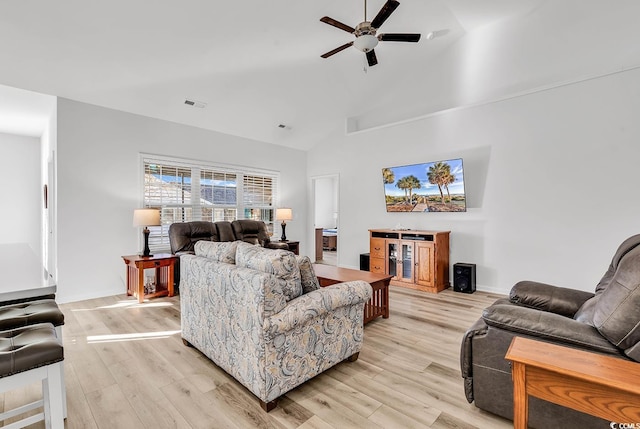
(382, 159, 466, 212)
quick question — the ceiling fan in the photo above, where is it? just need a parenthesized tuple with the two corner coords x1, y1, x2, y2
(320, 0, 421, 67)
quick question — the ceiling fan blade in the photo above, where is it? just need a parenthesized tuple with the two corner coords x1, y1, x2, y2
(320, 16, 356, 34)
(366, 50, 378, 67)
(321, 42, 354, 58)
(370, 0, 400, 29)
(378, 33, 421, 42)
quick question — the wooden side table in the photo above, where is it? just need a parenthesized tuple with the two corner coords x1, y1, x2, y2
(278, 241, 299, 255)
(122, 254, 177, 303)
(505, 336, 640, 428)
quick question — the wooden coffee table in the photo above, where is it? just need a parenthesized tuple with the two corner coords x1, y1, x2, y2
(313, 264, 392, 324)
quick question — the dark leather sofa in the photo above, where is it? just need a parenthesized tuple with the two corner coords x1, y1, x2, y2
(169, 219, 289, 255)
(461, 234, 640, 429)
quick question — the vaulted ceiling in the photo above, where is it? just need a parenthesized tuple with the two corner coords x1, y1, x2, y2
(1, 1, 637, 149)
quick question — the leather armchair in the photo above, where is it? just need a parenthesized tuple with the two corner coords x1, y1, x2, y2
(169, 221, 218, 255)
(231, 220, 289, 250)
(461, 234, 640, 429)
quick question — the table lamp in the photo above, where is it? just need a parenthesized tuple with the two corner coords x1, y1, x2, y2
(275, 208, 293, 241)
(133, 208, 161, 257)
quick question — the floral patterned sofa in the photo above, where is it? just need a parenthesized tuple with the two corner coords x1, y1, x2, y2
(179, 241, 373, 411)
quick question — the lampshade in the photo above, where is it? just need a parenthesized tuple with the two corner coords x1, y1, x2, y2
(353, 34, 378, 53)
(276, 208, 293, 221)
(133, 208, 161, 227)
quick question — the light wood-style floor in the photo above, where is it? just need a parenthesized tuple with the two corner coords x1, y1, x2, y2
(2, 287, 512, 429)
(316, 250, 337, 266)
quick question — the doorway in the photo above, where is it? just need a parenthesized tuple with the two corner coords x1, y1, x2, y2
(0, 84, 57, 282)
(312, 174, 339, 266)
(0, 134, 42, 258)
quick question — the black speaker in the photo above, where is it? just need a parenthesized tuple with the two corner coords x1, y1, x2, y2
(360, 253, 370, 271)
(453, 263, 476, 293)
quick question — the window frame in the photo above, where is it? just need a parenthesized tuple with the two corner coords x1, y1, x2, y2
(140, 154, 279, 252)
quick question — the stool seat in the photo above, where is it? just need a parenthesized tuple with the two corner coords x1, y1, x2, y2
(0, 323, 64, 428)
(0, 323, 63, 377)
(0, 300, 68, 421)
(0, 300, 64, 330)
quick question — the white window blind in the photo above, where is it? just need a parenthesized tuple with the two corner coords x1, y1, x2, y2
(143, 157, 278, 251)
(242, 175, 275, 233)
(200, 170, 237, 223)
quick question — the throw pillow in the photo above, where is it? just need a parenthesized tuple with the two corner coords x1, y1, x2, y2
(573, 296, 598, 325)
(235, 242, 303, 301)
(194, 240, 238, 264)
(296, 255, 320, 294)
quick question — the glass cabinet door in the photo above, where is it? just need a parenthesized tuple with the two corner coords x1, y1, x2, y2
(387, 241, 398, 278)
(401, 242, 413, 281)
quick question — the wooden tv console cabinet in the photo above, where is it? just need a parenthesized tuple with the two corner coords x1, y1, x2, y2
(369, 229, 450, 293)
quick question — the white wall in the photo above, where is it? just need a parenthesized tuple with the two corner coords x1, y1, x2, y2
(314, 176, 337, 229)
(307, 67, 640, 294)
(350, 1, 640, 133)
(307, 0, 640, 294)
(0, 133, 42, 258)
(46, 1, 640, 300)
(56, 99, 307, 303)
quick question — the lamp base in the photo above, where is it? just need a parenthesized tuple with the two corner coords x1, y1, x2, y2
(141, 228, 153, 258)
(280, 221, 287, 242)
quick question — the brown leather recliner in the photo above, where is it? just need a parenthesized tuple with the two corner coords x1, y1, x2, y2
(169, 220, 289, 255)
(461, 234, 640, 429)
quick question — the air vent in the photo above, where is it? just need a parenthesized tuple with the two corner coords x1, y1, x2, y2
(184, 99, 207, 108)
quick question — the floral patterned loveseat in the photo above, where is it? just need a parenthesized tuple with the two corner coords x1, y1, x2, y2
(179, 241, 373, 411)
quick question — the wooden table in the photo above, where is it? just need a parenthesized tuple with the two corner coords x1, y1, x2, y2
(313, 264, 392, 324)
(285, 241, 299, 255)
(275, 241, 299, 255)
(505, 336, 640, 428)
(323, 234, 337, 251)
(122, 254, 177, 303)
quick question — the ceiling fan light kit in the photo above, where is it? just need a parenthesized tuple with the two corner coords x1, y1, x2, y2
(320, 0, 421, 66)
(354, 34, 378, 52)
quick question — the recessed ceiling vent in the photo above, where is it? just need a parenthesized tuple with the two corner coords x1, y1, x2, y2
(184, 98, 207, 108)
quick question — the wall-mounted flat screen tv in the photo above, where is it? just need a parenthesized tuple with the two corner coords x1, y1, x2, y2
(382, 158, 466, 212)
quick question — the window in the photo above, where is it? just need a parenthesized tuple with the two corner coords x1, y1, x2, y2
(242, 174, 275, 225)
(142, 156, 278, 251)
